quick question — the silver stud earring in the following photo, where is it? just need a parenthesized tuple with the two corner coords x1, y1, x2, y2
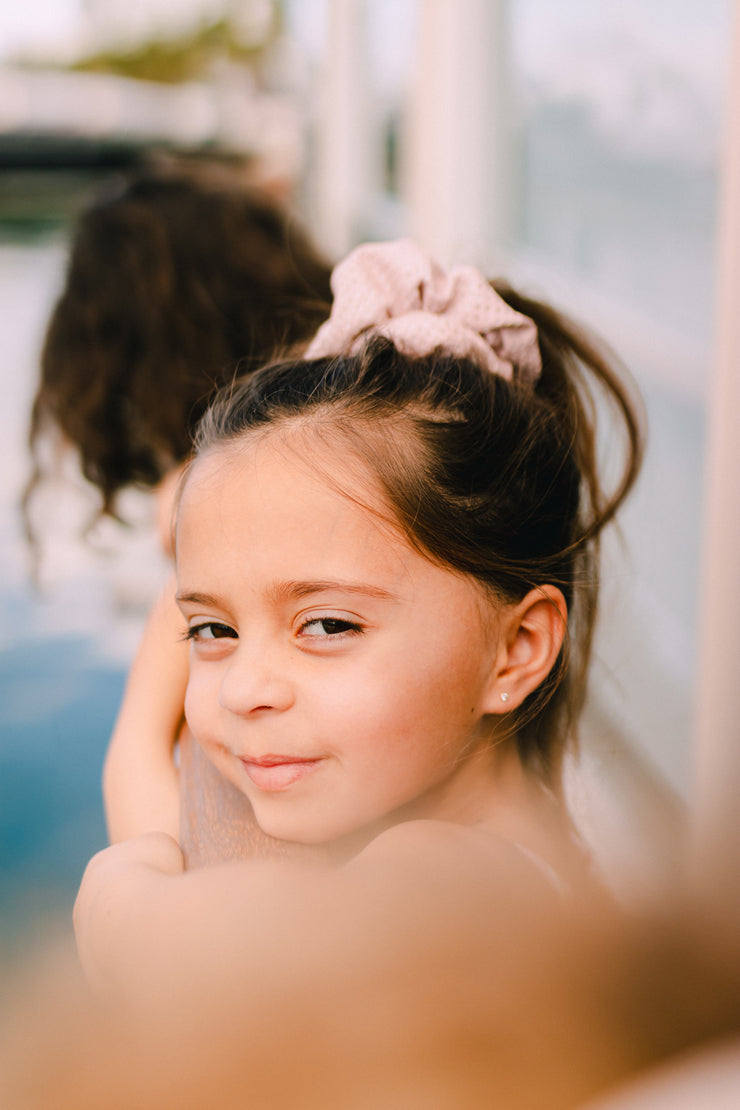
(500, 692, 510, 703)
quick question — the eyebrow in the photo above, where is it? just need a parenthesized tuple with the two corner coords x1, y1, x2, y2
(176, 590, 229, 609)
(176, 580, 400, 608)
(270, 579, 399, 603)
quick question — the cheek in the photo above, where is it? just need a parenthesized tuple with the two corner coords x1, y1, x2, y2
(395, 641, 488, 721)
(340, 663, 466, 766)
(184, 664, 220, 739)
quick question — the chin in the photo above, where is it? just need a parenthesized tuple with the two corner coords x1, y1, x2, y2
(250, 803, 353, 849)
(254, 807, 383, 862)
(254, 814, 334, 845)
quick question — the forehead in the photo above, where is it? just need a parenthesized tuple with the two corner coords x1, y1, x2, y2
(175, 432, 493, 625)
(180, 428, 392, 531)
(176, 431, 409, 575)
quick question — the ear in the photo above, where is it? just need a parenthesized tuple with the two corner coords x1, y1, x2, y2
(481, 586, 567, 714)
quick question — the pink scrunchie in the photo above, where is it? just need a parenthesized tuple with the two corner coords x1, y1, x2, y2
(305, 238, 541, 384)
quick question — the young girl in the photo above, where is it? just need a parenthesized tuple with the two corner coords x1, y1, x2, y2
(75, 239, 642, 992)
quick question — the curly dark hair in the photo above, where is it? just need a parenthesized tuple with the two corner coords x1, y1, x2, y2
(25, 163, 332, 526)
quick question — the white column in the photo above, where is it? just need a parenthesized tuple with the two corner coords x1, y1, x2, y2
(311, 0, 371, 260)
(401, 0, 511, 267)
(692, 8, 740, 899)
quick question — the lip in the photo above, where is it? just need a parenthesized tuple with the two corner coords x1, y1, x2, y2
(239, 754, 322, 792)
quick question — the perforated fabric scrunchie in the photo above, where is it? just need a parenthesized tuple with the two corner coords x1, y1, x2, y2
(305, 238, 541, 384)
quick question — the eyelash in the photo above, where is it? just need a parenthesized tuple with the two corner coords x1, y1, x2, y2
(184, 622, 237, 642)
(297, 617, 363, 639)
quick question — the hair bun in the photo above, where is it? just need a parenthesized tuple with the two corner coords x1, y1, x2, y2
(306, 239, 541, 384)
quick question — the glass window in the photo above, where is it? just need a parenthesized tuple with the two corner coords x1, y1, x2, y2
(509, 0, 731, 344)
(504, 2, 733, 798)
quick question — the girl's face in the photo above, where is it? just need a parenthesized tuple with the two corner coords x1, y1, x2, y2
(175, 434, 507, 849)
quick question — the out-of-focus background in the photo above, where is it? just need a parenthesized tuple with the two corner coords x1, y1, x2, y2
(0, 0, 735, 941)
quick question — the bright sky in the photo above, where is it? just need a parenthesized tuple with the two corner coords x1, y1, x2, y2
(512, 0, 732, 95)
(0, 0, 731, 99)
(0, 0, 83, 59)
(0, 0, 234, 62)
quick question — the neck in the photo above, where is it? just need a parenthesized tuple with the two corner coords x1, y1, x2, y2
(324, 737, 563, 866)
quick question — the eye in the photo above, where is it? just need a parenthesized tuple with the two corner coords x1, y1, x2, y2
(186, 621, 238, 642)
(298, 617, 362, 639)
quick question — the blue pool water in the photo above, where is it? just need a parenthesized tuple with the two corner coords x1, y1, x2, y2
(0, 633, 123, 929)
(0, 232, 154, 942)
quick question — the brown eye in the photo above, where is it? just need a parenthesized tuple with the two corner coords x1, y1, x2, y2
(188, 622, 237, 641)
(300, 617, 362, 637)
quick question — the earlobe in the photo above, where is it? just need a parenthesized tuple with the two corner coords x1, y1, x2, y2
(482, 586, 567, 714)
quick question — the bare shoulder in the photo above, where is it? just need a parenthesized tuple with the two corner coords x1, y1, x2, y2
(355, 818, 494, 856)
(350, 819, 564, 898)
(356, 818, 528, 862)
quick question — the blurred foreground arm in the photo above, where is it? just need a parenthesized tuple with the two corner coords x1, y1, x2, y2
(68, 827, 740, 1110)
(73, 822, 561, 1003)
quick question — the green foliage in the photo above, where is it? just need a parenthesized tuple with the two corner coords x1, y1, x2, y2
(68, 15, 277, 85)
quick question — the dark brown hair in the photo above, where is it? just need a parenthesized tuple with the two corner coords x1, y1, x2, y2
(194, 286, 644, 778)
(25, 164, 332, 526)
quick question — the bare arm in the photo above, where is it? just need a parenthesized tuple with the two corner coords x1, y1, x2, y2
(103, 578, 186, 842)
(40, 832, 740, 1110)
(73, 833, 329, 1001)
(73, 822, 561, 1005)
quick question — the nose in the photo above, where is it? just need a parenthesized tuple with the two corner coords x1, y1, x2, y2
(218, 639, 295, 717)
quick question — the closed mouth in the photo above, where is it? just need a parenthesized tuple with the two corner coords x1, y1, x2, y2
(246, 754, 316, 767)
(239, 754, 322, 792)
